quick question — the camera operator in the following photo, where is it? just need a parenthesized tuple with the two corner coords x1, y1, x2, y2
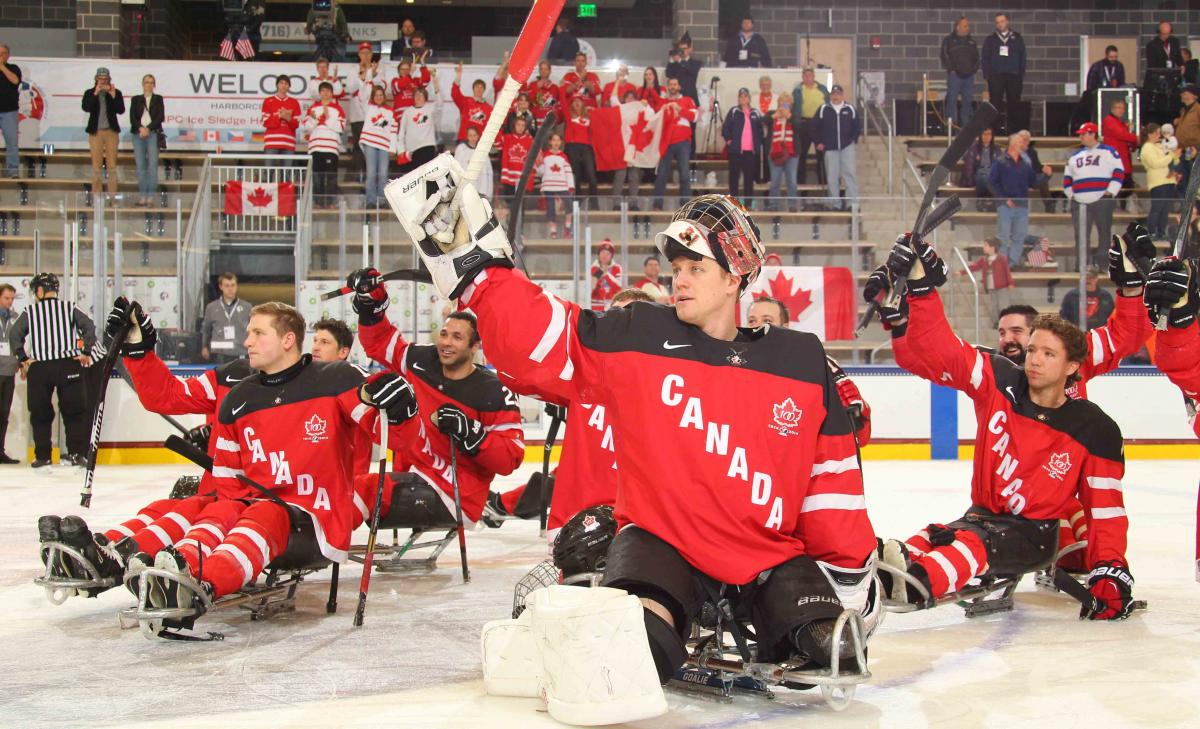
(242, 0, 266, 56)
(665, 32, 702, 104)
(305, 0, 350, 63)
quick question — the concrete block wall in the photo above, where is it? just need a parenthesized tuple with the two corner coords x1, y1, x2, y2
(0, 0, 76, 29)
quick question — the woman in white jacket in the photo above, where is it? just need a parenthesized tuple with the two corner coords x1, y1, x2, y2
(395, 84, 442, 175)
(358, 84, 396, 208)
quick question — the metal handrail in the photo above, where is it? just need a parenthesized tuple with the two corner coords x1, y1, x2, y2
(868, 338, 893, 364)
(905, 157, 927, 194)
(953, 246, 981, 344)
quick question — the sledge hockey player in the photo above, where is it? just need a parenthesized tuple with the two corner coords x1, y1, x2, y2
(308, 316, 373, 480)
(1140, 256, 1200, 580)
(385, 152, 879, 724)
(346, 287, 523, 528)
(142, 303, 415, 619)
(866, 234, 1135, 620)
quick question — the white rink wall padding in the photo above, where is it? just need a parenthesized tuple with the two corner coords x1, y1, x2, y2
(1, 460, 1197, 727)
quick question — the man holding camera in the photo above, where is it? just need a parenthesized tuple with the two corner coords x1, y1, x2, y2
(305, 0, 349, 63)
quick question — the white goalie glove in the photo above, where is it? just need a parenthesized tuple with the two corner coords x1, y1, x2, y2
(384, 153, 514, 300)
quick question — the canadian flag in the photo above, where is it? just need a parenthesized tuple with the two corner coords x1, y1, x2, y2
(740, 266, 856, 340)
(224, 181, 297, 216)
(591, 101, 663, 172)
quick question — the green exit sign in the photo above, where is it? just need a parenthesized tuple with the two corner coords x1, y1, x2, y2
(578, 3, 597, 18)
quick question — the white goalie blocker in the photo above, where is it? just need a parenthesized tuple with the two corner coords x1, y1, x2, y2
(482, 585, 667, 726)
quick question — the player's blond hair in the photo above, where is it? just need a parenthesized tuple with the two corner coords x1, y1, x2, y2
(251, 302, 305, 344)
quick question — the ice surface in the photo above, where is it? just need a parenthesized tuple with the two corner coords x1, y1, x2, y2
(1, 459, 1198, 728)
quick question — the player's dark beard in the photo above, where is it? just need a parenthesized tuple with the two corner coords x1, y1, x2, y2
(1001, 343, 1026, 365)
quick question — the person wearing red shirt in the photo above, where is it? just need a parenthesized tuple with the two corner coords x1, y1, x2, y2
(560, 52, 601, 109)
(962, 237, 1015, 319)
(261, 74, 301, 154)
(653, 77, 699, 210)
(602, 65, 636, 108)
(564, 97, 598, 198)
(451, 62, 493, 142)
(589, 239, 622, 310)
(638, 66, 665, 111)
(1102, 98, 1139, 200)
(497, 116, 535, 202)
(524, 60, 563, 124)
(390, 58, 431, 114)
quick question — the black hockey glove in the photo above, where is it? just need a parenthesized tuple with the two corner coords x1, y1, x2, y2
(347, 267, 389, 325)
(544, 402, 567, 422)
(359, 372, 418, 425)
(906, 237, 948, 296)
(1108, 222, 1155, 289)
(1084, 561, 1135, 621)
(121, 303, 157, 359)
(184, 424, 211, 454)
(435, 403, 486, 456)
(1144, 257, 1198, 328)
(863, 265, 909, 331)
(104, 296, 133, 343)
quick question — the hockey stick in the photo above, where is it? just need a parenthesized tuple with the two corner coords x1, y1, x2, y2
(1051, 568, 1148, 618)
(116, 365, 190, 435)
(354, 414, 389, 627)
(319, 268, 433, 301)
(856, 103, 998, 336)
(80, 302, 136, 507)
(164, 434, 290, 510)
(538, 410, 563, 537)
(1153, 153, 1200, 329)
(508, 109, 559, 276)
(448, 439, 470, 583)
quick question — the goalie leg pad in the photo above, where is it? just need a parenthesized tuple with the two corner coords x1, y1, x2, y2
(481, 609, 543, 698)
(643, 608, 688, 684)
(529, 585, 668, 727)
(599, 525, 703, 637)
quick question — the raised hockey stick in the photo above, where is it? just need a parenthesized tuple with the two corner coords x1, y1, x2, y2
(539, 409, 563, 536)
(1153, 153, 1200, 329)
(163, 434, 290, 510)
(448, 439, 471, 583)
(319, 268, 433, 301)
(80, 301, 136, 508)
(354, 414, 389, 627)
(856, 103, 998, 336)
(508, 109, 559, 275)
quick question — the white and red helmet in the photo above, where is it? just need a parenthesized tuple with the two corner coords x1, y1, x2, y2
(654, 195, 765, 290)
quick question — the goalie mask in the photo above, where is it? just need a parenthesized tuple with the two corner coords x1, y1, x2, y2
(654, 195, 765, 291)
(552, 506, 617, 578)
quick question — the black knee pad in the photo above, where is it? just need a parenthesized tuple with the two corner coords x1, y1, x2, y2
(643, 608, 688, 684)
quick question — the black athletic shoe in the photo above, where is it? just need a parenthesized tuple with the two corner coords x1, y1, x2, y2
(37, 515, 62, 543)
(126, 551, 155, 600)
(795, 618, 861, 673)
(31, 459, 52, 470)
(0, 453, 18, 465)
(153, 546, 194, 609)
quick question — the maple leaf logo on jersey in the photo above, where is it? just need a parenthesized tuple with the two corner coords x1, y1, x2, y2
(247, 187, 274, 209)
(1043, 451, 1072, 481)
(582, 514, 599, 532)
(303, 414, 328, 443)
(549, 162, 562, 173)
(753, 271, 812, 323)
(769, 397, 803, 437)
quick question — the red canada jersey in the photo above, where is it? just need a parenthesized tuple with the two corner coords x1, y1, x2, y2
(211, 357, 389, 562)
(564, 115, 592, 146)
(637, 85, 665, 111)
(590, 262, 622, 310)
(461, 268, 876, 584)
(602, 81, 636, 107)
(357, 318, 525, 523)
(498, 132, 535, 189)
(661, 96, 699, 147)
(896, 291, 1129, 569)
(524, 79, 562, 121)
(390, 65, 431, 112)
(560, 71, 601, 108)
(451, 83, 493, 142)
(1154, 321, 1200, 439)
(261, 94, 302, 151)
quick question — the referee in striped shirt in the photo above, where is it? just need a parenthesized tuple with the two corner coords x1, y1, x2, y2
(7, 273, 101, 469)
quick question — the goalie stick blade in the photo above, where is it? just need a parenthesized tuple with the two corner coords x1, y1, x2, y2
(318, 269, 434, 301)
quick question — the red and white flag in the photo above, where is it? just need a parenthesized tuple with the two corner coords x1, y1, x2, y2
(218, 33, 236, 62)
(740, 266, 857, 340)
(591, 101, 663, 172)
(235, 31, 255, 60)
(224, 181, 297, 216)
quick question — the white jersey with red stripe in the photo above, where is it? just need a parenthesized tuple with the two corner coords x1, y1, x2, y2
(301, 102, 346, 155)
(460, 267, 876, 584)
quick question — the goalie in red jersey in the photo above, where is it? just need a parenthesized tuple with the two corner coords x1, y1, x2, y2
(865, 234, 1134, 621)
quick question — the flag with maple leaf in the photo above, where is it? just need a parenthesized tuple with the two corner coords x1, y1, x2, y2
(224, 180, 297, 216)
(590, 101, 663, 173)
(740, 266, 856, 340)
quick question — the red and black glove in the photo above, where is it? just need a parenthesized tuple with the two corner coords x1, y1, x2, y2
(347, 267, 390, 325)
(827, 355, 871, 439)
(1083, 561, 1135, 620)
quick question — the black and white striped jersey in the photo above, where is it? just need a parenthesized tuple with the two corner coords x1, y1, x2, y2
(8, 297, 100, 362)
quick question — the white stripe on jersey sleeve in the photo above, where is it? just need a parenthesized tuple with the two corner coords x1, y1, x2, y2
(1086, 476, 1123, 492)
(799, 493, 867, 513)
(1091, 506, 1127, 519)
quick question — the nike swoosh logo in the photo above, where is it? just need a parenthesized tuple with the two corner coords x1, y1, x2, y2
(232, 403, 247, 415)
(662, 342, 692, 350)
(225, 376, 243, 383)
(411, 363, 425, 371)
(1005, 386, 1015, 400)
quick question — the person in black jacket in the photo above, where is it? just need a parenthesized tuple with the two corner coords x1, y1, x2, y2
(725, 16, 772, 69)
(981, 13, 1026, 134)
(128, 74, 164, 208)
(547, 16, 580, 64)
(941, 16, 980, 128)
(1086, 46, 1126, 91)
(1145, 21, 1184, 71)
(242, 0, 266, 56)
(722, 87, 763, 202)
(666, 33, 702, 104)
(1183, 48, 1200, 86)
(82, 67, 125, 204)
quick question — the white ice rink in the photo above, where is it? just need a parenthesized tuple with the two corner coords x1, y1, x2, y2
(2, 459, 1198, 728)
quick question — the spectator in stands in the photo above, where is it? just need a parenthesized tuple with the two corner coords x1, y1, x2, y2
(564, 96, 597, 198)
(389, 18, 416, 60)
(0, 45, 20, 180)
(611, 89, 645, 214)
(602, 65, 635, 108)
(638, 66, 665, 110)
(1086, 45, 1126, 91)
(454, 126, 492, 200)
(561, 52, 601, 109)
(497, 115, 534, 204)
(1183, 48, 1199, 86)
(1064, 122, 1124, 267)
(359, 85, 395, 207)
(242, 0, 266, 56)
(1059, 266, 1114, 332)
(128, 74, 164, 208)
(813, 84, 859, 211)
(767, 92, 798, 213)
(755, 75, 778, 183)
(0, 283, 18, 463)
(722, 87, 763, 203)
(390, 57, 431, 114)
(725, 16, 772, 68)
(1014, 130, 1057, 213)
(746, 297, 789, 329)
(1140, 123, 1180, 240)
(1102, 98, 1139, 200)
(961, 127, 1002, 210)
(504, 92, 536, 134)
(962, 237, 1015, 322)
(791, 68, 829, 186)
(666, 33, 701, 104)
(308, 57, 342, 102)
(406, 31, 433, 65)
(1173, 85, 1200, 154)
(547, 16, 580, 64)
(302, 81, 345, 208)
(941, 16, 980, 129)
(633, 255, 670, 303)
(988, 133, 1046, 266)
(82, 67, 125, 204)
(261, 74, 300, 159)
(981, 12, 1026, 135)
(537, 132, 574, 238)
(305, 0, 349, 63)
(590, 239, 622, 310)
(1145, 21, 1183, 71)
(652, 77, 698, 210)
(346, 42, 383, 180)
(526, 61, 562, 125)
(451, 62, 493, 142)
(200, 272, 249, 364)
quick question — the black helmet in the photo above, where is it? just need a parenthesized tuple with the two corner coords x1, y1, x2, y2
(552, 505, 617, 577)
(30, 272, 59, 294)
